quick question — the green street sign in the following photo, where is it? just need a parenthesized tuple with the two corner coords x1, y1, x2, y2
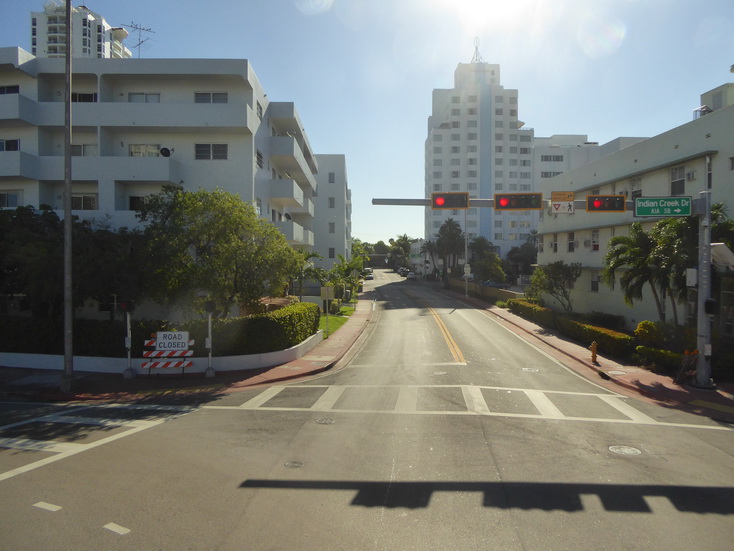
(634, 196, 691, 217)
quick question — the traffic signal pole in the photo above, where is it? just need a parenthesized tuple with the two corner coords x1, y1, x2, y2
(693, 190, 714, 388)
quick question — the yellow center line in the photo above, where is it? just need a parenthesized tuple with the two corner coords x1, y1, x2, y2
(427, 306, 465, 364)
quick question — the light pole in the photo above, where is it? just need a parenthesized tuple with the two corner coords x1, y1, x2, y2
(61, 0, 74, 392)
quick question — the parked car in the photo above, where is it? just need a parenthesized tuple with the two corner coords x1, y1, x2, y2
(364, 273, 374, 280)
(482, 280, 509, 289)
(406, 272, 416, 280)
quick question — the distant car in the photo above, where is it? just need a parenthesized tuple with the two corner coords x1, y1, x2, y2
(364, 273, 374, 280)
(364, 267, 373, 274)
(398, 267, 409, 277)
(406, 272, 416, 280)
(482, 280, 508, 289)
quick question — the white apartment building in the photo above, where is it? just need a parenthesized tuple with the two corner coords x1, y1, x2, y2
(425, 61, 534, 258)
(536, 83, 734, 332)
(31, 1, 132, 59)
(0, 46, 335, 256)
(423, 59, 643, 263)
(312, 154, 353, 269)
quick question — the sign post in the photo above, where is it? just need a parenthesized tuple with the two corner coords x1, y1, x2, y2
(634, 196, 691, 217)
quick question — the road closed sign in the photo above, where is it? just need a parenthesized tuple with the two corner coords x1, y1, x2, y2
(155, 331, 191, 350)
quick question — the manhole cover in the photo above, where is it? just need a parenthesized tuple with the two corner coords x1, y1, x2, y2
(522, 368, 539, 373)
(316, 418, 334, 425)
(285, 460, 304, 468)
(609, 445, 642, 456)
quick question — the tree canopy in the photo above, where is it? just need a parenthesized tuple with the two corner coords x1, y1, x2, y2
(137, 186, 300, 317)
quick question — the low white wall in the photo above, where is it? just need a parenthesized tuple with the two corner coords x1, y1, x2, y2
(0, 331, 324, 376)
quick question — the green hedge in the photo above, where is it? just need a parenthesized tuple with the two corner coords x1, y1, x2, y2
(507, 298, 634, 359)
(0, 302, 320, 358)
(556, 317, 635, 359)
(632, 346, 684, 372)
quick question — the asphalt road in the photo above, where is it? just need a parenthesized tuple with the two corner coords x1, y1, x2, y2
(1, 270, 733, 550)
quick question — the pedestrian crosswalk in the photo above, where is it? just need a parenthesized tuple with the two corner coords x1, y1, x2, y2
(207, 384, 730, 431)
(0, 403, 194, 482)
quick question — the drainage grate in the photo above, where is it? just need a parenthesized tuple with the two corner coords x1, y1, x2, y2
(316, 418, 334, 425)
(285, 460, 304, 468)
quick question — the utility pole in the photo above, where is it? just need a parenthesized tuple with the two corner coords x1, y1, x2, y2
(694, 189, 714, 388)
(61, 0, 74, 392)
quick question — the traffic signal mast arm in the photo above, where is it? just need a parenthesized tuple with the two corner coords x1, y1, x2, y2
(372, 196, 635, 210)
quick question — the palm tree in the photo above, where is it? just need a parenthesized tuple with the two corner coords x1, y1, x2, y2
(436, 218, 464, 277)
(468, 236, 494, 262)
(420, 240, 438, 274)
(296, 250, 324, 300)
(602, 222, 665, 321)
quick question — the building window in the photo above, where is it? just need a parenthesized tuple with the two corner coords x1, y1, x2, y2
(257, 101, 263, 119)
(671, 166, 685, 196)
(0, 139, 20, 151)
(72, 194, 97, 210)
(433, 184, 441, 191)
(328, 172, 335, 183)
(0, 191, 20, 208)
(195, 144, 228, 160)
(71, 144, 97, 156)
(468, 95, 477, 102)
(591, 229, 600, 251)
(433, 134, 443, 141)
(71, 92, 97, 102)
(433, 171, 442, 179)
(328, 222, 335, 234)
(328, 197, 335, 208)
(568, 232, 575, 253)
(591, 272, 600, 292)
(129, 144, 160, 157)
(729, 157, 734, 171)
(0, 85, 20, 94)
(256, 198, 262, 215)
(540, 155, 564, 162)
(256, 150, 264, 169)
(451, 109, 460, 116)
(195, 92, 228, 103)
(128, 92, 160, 103)
(451, 171, 460, 178)
(451, 96, 460, 103)
(328, 247, 335, 259)
(520, 135, 531, 142)
(433, 146, 442, 154)
(129, 196, 146, 211)
(541, 171, 562, 178)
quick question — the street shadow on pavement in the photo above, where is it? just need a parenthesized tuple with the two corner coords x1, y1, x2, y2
(240, 479, 734, 513)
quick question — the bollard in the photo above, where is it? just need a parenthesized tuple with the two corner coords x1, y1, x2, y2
(589, 341, 598, 365)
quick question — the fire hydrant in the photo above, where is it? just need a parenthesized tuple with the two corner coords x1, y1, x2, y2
(589, 341, 598, 365)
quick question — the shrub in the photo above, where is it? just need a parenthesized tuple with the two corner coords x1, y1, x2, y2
(633, 345, 684, 372)
(634, 320, 666, 348)
(507, 299, 557, 329)
(0, 302, 321, 358)
(557, 317, 635, 358)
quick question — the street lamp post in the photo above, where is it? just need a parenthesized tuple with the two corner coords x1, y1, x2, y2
(61, 0, 74, 392)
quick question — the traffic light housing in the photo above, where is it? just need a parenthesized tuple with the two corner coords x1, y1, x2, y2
(431, 192, 469, 210)
(586, 195, 626, 212)
(493, 193, 543, 210)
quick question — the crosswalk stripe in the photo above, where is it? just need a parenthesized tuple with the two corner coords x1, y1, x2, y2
(394, 387, 418, 412)
(523, 390, 565, 419)
(311, 386, 345, 410)
(462, 386, 491, 414)
(239, 385, 284, 408)
(598, 395, 659, 424)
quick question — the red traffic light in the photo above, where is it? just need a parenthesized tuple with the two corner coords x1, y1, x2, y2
(586, 195, 626, 212)
(493, 193, 543, 210)
(431, 192, 469, 210)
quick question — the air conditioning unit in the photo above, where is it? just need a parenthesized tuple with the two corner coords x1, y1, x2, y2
(686, 171, 696, 181)
(583, 239, 591, 247)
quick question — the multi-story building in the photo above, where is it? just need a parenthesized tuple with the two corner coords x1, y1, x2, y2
(0, 46, 339, 257)
(536, 83, 734, 333)
(425, 61, 534, 258)
(31, 1, 132, 59)
(312, 154, 353, 269)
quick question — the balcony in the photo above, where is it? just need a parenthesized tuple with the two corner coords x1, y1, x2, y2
(273, 220, 314, 247)
(269, 136, 317, 192)
(0, 153, 182, 183)
(268, 178, 313, 217)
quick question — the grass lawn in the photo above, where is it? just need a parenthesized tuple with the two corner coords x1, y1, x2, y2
(319, 303, 355, 337)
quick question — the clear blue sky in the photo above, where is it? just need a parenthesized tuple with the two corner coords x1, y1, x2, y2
(3, 0, 734, 244)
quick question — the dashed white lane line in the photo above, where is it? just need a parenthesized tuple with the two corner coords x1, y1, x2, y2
(33, 501, 62, 512)
(104, 522, 131, 535)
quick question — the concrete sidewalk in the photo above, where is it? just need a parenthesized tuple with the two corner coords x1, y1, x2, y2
(1, 284, 733, 426)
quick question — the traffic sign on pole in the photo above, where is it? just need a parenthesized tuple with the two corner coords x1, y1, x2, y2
(634, 196, 691, 217)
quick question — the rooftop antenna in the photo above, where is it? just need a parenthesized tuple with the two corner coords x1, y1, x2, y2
(123, 21, 155, 58)
(471, 37, 484, 63)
